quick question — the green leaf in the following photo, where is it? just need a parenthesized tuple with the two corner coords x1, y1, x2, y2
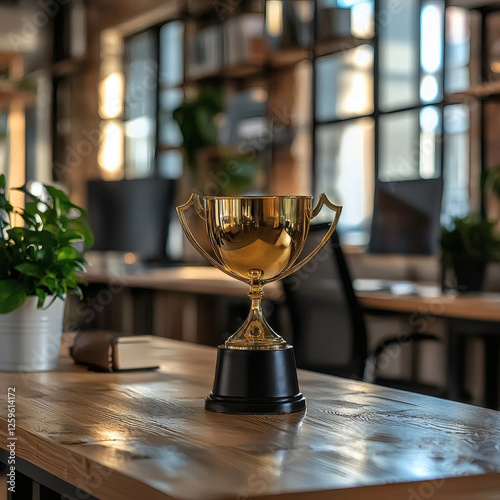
(57, 246, 78, 261)
(0, 174, 5, 189)
(45, 185, 87, 217)
(69, 219, 94, 247)
(14, 262, 44, 278)
(35, 288, 46, 308)
(0, 280, 27, 313)
(0, 179, 93, 300)
(0, 196, 13, 212)
(60, 229, 85, 244)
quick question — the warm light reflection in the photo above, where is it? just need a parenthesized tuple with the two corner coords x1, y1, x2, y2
(340, 73, 371, 116)
(351, 45, 372, 69)
(351, 2, 374, 38)
(337, 120, 374, 226)
(446, 7, 469, 44)
(266, 1, 283, 37)
(98, 120, 123, 179)
(99, 72, 124, 119)
(8, 106, 25, 226)
(251, 88, 268, 103)
(124, 252, 138, 264)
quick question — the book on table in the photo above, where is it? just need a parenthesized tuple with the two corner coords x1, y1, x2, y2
(70, 331, 160, 372)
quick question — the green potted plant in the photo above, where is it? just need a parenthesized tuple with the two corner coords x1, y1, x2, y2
(172, 86, 223, 176)
(172, 87, 260, 196)
(441, 214, 500, 292)
(0, 174, 93, 371)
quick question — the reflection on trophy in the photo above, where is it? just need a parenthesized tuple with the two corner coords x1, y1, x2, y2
(177, 194, 342, 413)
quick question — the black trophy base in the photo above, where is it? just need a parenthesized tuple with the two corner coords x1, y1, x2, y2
(205, 345, 306, 414)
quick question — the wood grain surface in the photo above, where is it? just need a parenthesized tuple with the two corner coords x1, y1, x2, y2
(1, 334, 500, 500)
(357, 289, 500, 321)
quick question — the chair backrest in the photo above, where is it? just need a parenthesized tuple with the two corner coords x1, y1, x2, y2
(282, 223, 367, 379)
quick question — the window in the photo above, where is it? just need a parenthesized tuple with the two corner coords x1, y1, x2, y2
(122, 21, 184, 180)
(314, 0, 469, 248)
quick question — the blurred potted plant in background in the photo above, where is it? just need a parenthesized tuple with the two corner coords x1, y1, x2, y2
(441, 214, 500, 292)
(172, 86, 223, 179)
(0, 174, 93, 371)
(172, 86, 260, 196)
(484, 164, 500, 199)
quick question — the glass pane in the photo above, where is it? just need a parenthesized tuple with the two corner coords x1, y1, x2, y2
(158, 89, 183, 147)
(124, 31, 157, 120)
(266, 1, 314, 50)
(316, 45, 373, 122)
(442, 104, 469, 222)
(379, 110, 419, 181)
(159, 21, 184, 87)
(158, 150, 183, 179)
(379, 0, 419, 111)
(445, 7, 470, 93)
(125, 117, 156, 178)
(315, 117, 374, 245)
(420, 1, 444, 103)
(419, 106, 442, 179)
(124, 31, 157, 178)
(317, 0, 374, 39)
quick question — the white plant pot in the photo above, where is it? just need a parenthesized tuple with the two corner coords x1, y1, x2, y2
(0, 296, 65, 372)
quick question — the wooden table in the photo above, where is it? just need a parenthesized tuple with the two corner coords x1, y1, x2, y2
(1, 335, 500, 500)
(356, 281, 500, 410)
(356, 285, 500, 322)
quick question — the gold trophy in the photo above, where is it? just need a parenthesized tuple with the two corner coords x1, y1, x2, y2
(177, 193, 342, 413)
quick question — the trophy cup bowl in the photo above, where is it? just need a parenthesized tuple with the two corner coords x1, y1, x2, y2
(177, 194, 342, 413)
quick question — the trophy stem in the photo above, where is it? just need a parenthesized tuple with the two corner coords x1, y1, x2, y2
(225, 269, 287, 350)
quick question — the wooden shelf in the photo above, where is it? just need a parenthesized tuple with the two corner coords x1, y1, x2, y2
(314, 36, 373, 58)
(183, 63, 264, 85)
(269, 47, 309, 68)
(445, 81, 500, 103)
(0, 87, 36, 110)
(447, 0, 500, 9)
(183, 46, 309, 86)
(185, 0, 214, 18)
(50, 57, 87, 77)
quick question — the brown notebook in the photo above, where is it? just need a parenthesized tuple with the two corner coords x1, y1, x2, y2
(70, 331, 159, 372)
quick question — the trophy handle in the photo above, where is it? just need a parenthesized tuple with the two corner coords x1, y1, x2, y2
(176, 193, 246, 282)
(276, 193, 342, 282)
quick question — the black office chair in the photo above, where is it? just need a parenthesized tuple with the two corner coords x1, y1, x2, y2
(283, 223, 443, 395)
(283, 223, 367, 379)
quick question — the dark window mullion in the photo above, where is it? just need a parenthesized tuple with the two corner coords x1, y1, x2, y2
(440, 0, 446, 181)
(311, 0, 319, 194)
(373, 0, 380, 182)
(416, 0, 424, 179)
(154, 26, 161, 178)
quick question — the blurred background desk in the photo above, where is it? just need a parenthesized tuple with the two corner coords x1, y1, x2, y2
(71, 266, 284, 345)
(356, 281, 500, 410)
